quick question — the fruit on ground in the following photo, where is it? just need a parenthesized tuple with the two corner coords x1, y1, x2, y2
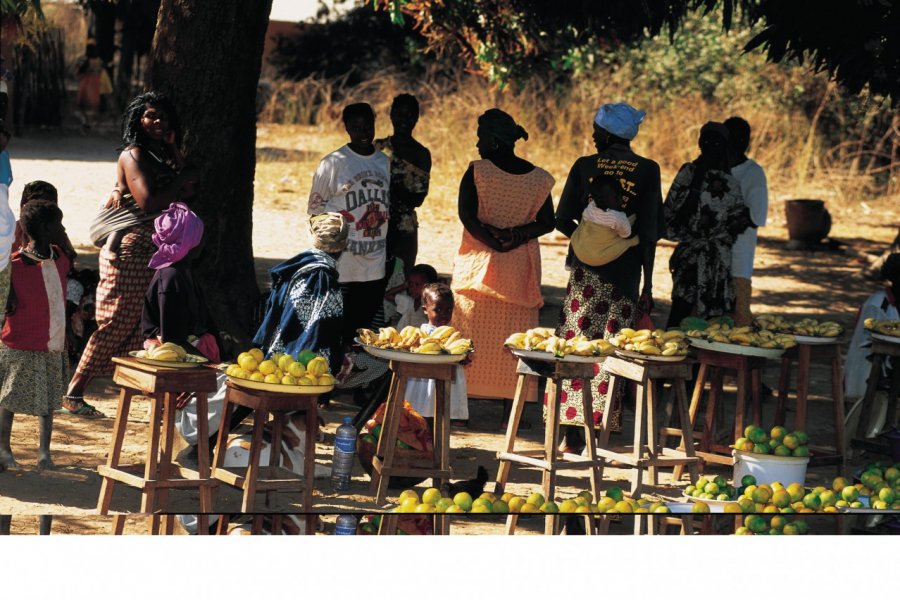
(421, 488, 441, 505)
(526, 492, 545, 507)
(453, 492, 474, 511)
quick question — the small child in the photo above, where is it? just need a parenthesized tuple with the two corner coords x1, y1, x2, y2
(12, 181, 77, 261)
(394, 263, 438, 329)
(570, 174, 639, 267)
(404, 283, 469, 423)
(0, 201, 71, 472)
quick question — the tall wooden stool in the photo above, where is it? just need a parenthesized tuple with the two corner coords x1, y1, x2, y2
(686, 349, 766, 470)
(775, 341, 846, 471)
(369, 360, 454, 506)
(596, 355, 700, 496)
(211, 381, 318, 531)
(855, 338, 900, 441)
(494, 358, 604, 535)
(97, 357, 218, 535)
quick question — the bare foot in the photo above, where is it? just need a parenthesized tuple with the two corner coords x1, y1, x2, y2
(36, 455, 55, 473)
(0, 451, 21, 472)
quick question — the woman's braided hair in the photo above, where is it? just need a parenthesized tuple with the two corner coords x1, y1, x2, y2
(121, 91, 182, 149)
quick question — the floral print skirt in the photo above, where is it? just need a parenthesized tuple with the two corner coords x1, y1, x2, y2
(545, 265, 636, 429)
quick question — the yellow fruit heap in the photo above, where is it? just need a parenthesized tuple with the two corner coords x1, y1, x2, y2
(755, 315, 842, 337)
(864, 318, 900, 337)
(503, 327, 615, 357)
(608, 328, 688, 357)
(357, 325, 473, 355)
(388, 486, 670, 515)
(138, 342, 193, 362)
(226, 348, 335, 387)
(686, 322, 796, 349)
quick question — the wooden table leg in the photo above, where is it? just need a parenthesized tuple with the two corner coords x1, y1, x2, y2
(647, 381, 659, 486)
(795, 344, 811, 431)
(266, 412, 285, 509)
(241, 408, 267, 512)
(734, 364, 748, 442)
(111, 515, 126, 535)
(596, 375, 618, 481)
(701, 369, 722, 457)
(495, 374, 528, 495)
(374, 375, 406, 504)
(304, 405, 317, 515)
(195, 392, 211, 534)
(830, 347, 847, 473)
(751, 366, 763, 427)
(216, 514, 231, 535)
(140, 394, 163, 515)
(542, 378, 561, 506)
(505, 514, 518, 535)
(887, 364, 900, 431)
(98, 387, 134, 514)
(775, 357, 792, 426)
(155, 393, 176, 519)
(434, 377, 452, 490)
(630, 383, 647, 497)
(580, 375, 601, 501)
(675, 380, 699, 485)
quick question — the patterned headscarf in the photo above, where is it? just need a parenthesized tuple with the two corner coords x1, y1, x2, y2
(593, 102, 646, 140)
(309, 212, 349, 253)
(477, 108, 529, 147)
(148, 202, 204, 269)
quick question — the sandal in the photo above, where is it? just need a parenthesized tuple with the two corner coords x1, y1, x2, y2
(60, 396, 106, 419)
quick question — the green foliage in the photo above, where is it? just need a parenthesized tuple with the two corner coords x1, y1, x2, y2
(1, 0, 43, 18)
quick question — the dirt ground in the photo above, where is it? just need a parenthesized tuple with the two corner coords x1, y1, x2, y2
(1, 129, 897, 535)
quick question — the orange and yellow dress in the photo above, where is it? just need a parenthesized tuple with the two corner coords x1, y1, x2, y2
(451, 160, 554, 399)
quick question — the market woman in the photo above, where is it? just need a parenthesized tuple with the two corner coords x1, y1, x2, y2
(374, 93, 432, 271)
(64, 92, 198, 417)
(451, 108, 555, 427)
(554, 102, 663, 452)
(663, 121, 753, 328)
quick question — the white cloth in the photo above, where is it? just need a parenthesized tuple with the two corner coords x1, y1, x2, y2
(729, 158, 768, 278)
(581, 204, 632, 238)
(40, 257, 66, 352)
(395, 291, 428, 330)
(308, 145, 390, 282)
(844, 290, 898, 399)
(0, 184, 16, 271)
(177, 372, 227, 445)
(403, 323, 469, 419)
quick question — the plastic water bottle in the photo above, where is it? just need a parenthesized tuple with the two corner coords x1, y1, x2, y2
(334, 514, 357, 535)
(331, 417, 357, 491)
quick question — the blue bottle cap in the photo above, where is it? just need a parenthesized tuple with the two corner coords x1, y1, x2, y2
(343, 417, 353, 424)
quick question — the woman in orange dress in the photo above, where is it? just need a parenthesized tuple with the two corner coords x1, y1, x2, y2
(451, 109, 555, 427)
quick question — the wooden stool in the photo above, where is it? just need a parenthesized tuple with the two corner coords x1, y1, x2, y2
(495, 358, 604, 535)
(597, 356, 700, 496)
(687, 350, 766, 469)
(775, 341, 846, 471)
(369, 360, 454, 505)
(855, 339, 900, 442)
(97, 357, 217, 535)
(211, 381, 318, 531)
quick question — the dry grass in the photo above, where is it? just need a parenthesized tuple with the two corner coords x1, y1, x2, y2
(259, 69, 900, 211)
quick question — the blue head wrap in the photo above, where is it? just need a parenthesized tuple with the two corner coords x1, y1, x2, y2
(593, 102, 646, 140)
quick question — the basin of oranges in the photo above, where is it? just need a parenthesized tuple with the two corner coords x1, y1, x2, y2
(225, 348, 335, 393)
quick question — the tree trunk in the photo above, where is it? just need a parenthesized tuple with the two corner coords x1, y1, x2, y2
(149, 0, 273, 354)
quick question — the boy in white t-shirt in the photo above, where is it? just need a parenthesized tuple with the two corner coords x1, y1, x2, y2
(725, 116, 768, 326)
(308, 103, 391, 346)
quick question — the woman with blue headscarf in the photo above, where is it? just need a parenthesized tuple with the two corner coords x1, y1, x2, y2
(553, 102, 664, 452)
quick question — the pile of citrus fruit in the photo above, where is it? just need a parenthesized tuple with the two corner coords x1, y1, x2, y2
(854, 462, 900, 509)
(733, 424, 810, 457)
(225, 347, 335, 387)
(388, 486, 673, 514)
(684, 474, 738, 502)
(735, 515, 810, 535)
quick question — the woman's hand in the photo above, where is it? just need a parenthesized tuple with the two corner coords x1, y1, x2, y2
(104, 187, 125, 209)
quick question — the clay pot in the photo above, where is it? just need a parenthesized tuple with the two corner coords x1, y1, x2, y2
(785, 199, 832, 243)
